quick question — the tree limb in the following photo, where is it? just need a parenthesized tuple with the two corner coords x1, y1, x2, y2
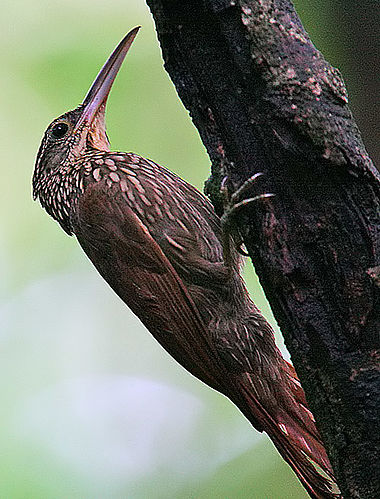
(145, 1, 380, 497)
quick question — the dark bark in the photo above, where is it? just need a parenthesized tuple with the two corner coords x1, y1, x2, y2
(145, 1, 380, 497)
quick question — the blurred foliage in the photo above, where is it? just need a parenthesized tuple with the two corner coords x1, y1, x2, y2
(1, 0, 370, 497)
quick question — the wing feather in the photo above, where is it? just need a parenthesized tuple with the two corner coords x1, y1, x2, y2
(73, 181, 226, 392)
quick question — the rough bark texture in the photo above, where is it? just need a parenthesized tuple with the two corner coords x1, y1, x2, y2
(145, 1, 380, 497)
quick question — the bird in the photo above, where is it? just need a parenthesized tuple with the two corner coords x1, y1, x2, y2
(33, 27, 340, 498)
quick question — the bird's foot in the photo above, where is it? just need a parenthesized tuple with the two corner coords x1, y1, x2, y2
(220, 173, 274, 262)
(221, 173, 274, 227)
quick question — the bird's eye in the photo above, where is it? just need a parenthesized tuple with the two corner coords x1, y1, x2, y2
(51, 122, 69, 139)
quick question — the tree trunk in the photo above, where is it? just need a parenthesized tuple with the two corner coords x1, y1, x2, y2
(145, 1, 380, 497)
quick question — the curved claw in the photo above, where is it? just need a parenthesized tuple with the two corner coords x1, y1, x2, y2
(221, 171, 274, 229)
(230, 192, 275, 216)
(236, 243, 250, 257)
(220, 173, 275, 266)
(230, 172, 265, 204)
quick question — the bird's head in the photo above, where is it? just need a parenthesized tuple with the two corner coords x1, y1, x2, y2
(33, 27, 140, 201)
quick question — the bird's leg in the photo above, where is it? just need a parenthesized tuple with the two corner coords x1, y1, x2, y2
(220, 173, 274, 266)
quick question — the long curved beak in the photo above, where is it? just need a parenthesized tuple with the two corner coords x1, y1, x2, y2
(74, 26, 140, 132)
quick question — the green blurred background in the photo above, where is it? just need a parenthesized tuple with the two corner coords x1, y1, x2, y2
(1, 1, 377, 498)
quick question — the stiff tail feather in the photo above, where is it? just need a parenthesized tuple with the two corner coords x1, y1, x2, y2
(234, 364, 341, 498)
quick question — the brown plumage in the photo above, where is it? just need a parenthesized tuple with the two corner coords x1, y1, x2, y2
(33, 28, 340, 498)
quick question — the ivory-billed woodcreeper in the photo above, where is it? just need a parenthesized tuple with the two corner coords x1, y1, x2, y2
(33, 28, 340, 498)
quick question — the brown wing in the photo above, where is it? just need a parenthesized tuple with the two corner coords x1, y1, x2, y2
(72, 180, 227, 393)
